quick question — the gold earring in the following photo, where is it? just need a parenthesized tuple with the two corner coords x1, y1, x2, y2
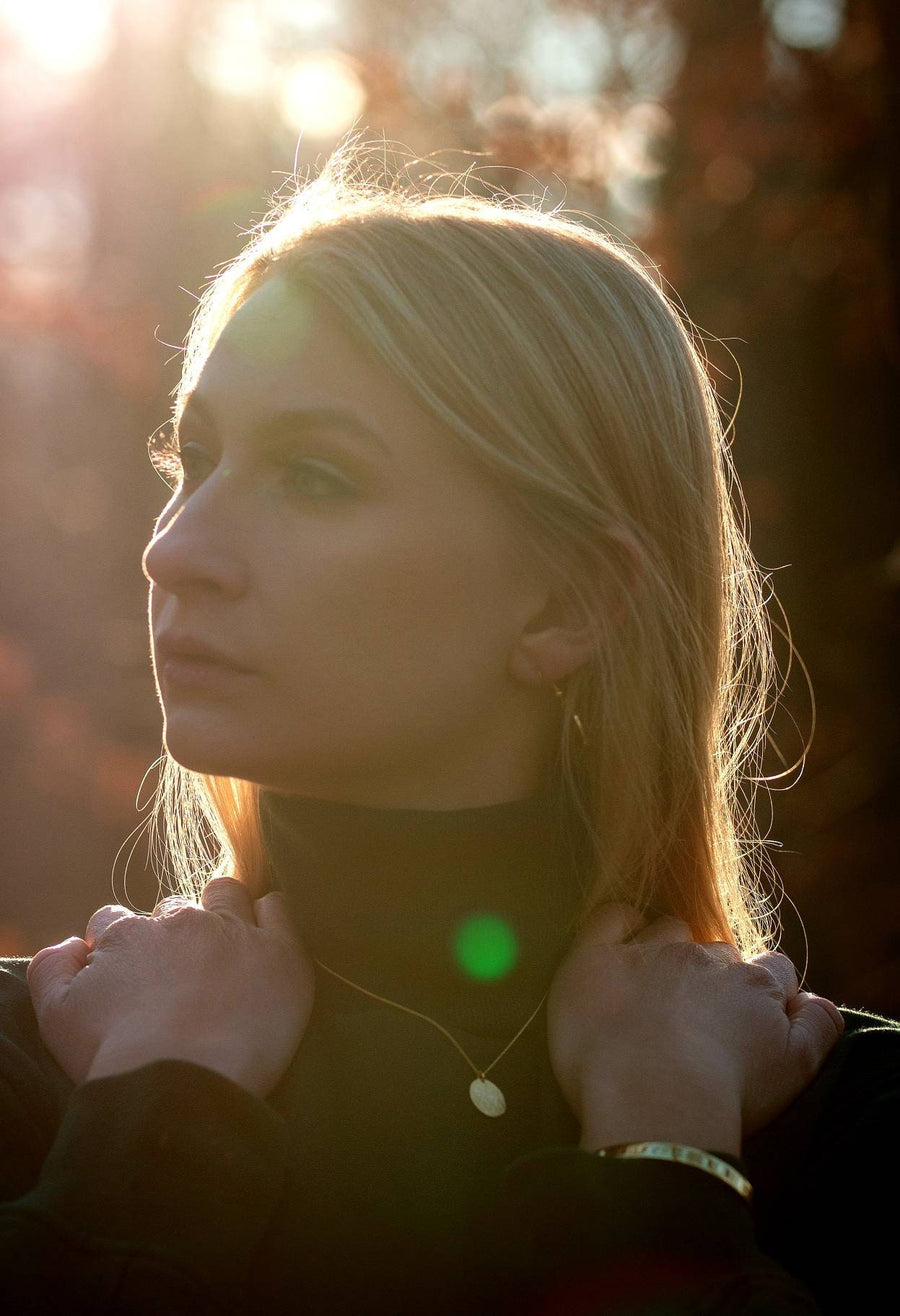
(547, 676, 589, 749)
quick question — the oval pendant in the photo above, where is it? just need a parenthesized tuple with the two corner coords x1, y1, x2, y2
(469, 1077, 506, 1117)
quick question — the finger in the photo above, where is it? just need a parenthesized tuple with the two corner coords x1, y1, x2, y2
(572, 901, 646, 950)
(26, 936, 90, 1012)
(787, 989, 845, 1031)
(786, 991, 845, 1071)
(84, 905, 138, 950)
(253, 890, 302, 942)
(152, 895, 196, 918)
(748, 950, 799, 1003)
(200, 875, 255, 923)
(630, 915, 692, 945)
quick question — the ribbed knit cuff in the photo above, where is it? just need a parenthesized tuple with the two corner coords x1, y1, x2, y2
(504, 1144, 756, 1248)
(27, 1059, 291, 1288)
(499, 1145, 764, 1310)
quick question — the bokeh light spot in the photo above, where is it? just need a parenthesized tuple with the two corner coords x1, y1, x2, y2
(768, 0, 844, 50)
(0, 183, 92, 294)
(519, 10, 612, 101)
(0, 0, 114, 77)
(189, 0, 271, 98)
(279, 50, 366, 139)
(454, 914, 518, 982)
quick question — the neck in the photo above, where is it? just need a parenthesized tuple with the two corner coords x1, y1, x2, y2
(262, 690, 560, 809)
(265, 734, 557, 811)
(259, 780, 591, 1033)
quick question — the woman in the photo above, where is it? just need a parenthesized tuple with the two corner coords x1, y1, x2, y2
(1, 137, 896, 1314)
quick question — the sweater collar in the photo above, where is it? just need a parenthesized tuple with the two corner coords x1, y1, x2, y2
(258, 784, 591, 1035)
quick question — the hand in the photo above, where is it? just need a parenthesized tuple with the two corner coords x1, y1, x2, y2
(547, 903, 844, 1156)
(27, 877, 315, 1098)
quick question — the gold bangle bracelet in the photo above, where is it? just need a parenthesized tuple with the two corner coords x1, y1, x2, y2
(593, 1141, 753, 1201)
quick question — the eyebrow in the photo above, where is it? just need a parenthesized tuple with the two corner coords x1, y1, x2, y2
(178, 393, 392, 459)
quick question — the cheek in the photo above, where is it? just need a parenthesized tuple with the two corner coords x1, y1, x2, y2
(272, 517, 519, 681)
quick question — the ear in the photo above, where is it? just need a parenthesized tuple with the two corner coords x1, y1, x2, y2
(507, 534, 643, 688)
(506, 585, 595, 688)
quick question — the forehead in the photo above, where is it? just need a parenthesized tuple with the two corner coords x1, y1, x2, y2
(188, 274, 444, 453)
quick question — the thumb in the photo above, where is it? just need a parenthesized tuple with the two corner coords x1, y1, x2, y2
(786, 991, 845, 1073)
(27, 936, 90, 1014)
(254, 890, 303, 944)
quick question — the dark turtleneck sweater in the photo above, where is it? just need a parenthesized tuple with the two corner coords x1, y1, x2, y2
(0, 786, 898, 1314)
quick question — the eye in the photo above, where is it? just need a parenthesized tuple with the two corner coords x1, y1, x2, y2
(147, 424, 215, 493)
(146, 424, 356, 501)
(147, 422, 182, 490)
(284, 458, 354, 499)
(178, 441, 216, 486)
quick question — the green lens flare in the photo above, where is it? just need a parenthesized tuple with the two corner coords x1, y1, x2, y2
(453, 914, 518, 981)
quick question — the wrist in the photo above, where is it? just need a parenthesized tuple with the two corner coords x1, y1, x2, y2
(590, 1142, 753, 1200)
(86, 1032, 249, 1090)
(577, 1071, 743, 1158)
(579, 1118, 742, 1159)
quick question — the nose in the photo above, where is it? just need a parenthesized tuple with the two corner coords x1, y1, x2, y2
(142, 484, 248, 601)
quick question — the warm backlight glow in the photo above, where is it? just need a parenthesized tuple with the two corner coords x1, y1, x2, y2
(279, 50, 366, 140)
(189, 1, 272, 99)
(0, 0, 115, 77)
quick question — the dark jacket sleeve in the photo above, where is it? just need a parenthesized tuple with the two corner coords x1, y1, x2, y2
(496, 1007, 900, 1316)
(0, 962, 291, 1314)
(497, 1146, 820, 1314)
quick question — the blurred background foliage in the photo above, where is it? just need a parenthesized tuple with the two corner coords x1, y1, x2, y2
(1, 0, 897, 1012)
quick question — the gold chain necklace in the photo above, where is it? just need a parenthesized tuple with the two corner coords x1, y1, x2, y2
(313, 957, 549, 1118)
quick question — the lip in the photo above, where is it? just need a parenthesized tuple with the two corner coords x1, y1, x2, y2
(159, 654, 255, 693)
(155, 633, 256, 696)
(155, 632, 254, 674)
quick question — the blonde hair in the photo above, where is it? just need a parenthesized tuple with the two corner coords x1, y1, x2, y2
(148, 133, 802, 958)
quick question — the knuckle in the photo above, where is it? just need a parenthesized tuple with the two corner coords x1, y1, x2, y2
(93, 920, 134, 949)
(86, 906, 135, 944)
(87, 903, 128, 926)
(153, 895, 198, 918)
(659, 942, 718, 969)
(26, 943, 59, 977)
(158, 902, 203, 927)
(755, 950, 799, 985)
(737, 961, 781, 992)
(805, 993, 845, 1037)
(203, 876, 241, 897)
(704, 939, 741, 957)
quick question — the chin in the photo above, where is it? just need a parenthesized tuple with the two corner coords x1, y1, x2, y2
(161, 717, 262, 781)
(160, 723, 310, 793)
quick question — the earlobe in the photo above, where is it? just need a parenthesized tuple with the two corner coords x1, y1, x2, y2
(507, 631, 594, 688)
(507, 590, 595, 688)
(507, 533, 642, 687)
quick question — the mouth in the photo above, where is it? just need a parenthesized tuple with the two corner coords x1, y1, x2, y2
(155, 633, 254, 673)
(158, 652, 256, 694)
(154, 633, 256, 691)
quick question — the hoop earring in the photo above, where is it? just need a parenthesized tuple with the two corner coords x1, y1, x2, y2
(546, 676, 589, 749)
